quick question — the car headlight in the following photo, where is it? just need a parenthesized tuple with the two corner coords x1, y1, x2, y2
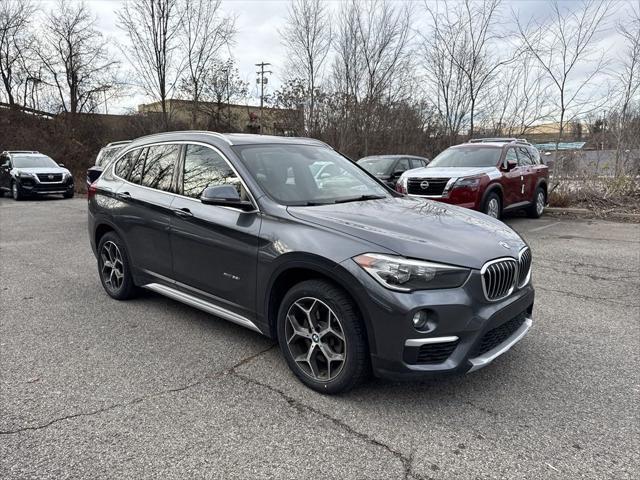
(64, 172, 72, 180)
(453, 177, 480, 188)
(353, 253, 470, 291)
(17, 172, 34, 179)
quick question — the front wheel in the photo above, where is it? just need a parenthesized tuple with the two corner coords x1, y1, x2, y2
(277, 279, 369, 394)
(482, 192, 501, 219)
(11, 181, 23, 201)
(63, 191, 74, 199)
(527, 187, 546, 218)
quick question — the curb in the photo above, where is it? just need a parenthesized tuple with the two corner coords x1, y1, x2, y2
(546, 207, 640, 221)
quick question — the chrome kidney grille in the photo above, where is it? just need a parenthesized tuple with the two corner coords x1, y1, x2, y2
(518, 247, 532, 287)
(481, 258, 518, 301)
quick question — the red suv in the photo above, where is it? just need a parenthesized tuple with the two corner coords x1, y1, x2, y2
(396, 138, 549, 219)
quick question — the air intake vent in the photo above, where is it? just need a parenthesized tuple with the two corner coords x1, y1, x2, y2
(481, 258, 517, 301)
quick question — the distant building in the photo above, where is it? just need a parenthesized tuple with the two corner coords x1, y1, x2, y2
(138, 99, 303, 136)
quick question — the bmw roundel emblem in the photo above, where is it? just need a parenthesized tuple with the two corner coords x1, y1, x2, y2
(420, 180, 430, 190)
(499, 241, 510, 250)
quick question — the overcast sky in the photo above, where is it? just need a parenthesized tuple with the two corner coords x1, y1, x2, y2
(36, 0, 635, 114)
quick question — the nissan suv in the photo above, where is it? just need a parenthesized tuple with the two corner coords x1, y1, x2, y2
(88, 132, 534, 394)
(396, 139, 549, 219)
(0, 151, 75, 200)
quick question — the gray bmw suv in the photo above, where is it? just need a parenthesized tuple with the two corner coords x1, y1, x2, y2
(88, 131, 534, 394)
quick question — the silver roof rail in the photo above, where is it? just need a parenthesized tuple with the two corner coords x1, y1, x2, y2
(468, 138, 531, 146)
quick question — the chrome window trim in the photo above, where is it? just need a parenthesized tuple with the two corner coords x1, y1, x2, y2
(405, 336, 459, 347)
(517, 246, 532, 288)
(111, 140, 260, 213)
(480, 257, 518, 302)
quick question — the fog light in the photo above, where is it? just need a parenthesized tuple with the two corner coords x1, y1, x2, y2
(412, 311, 428, 330)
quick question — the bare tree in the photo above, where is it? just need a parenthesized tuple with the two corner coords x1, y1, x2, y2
(613, 1, 640, 174)
(424, 0, 512, 138)
(39, 0, 119, 114)
(0, 0, 36, 107)
(280, 0, 332, 134)
(180, 0, 234, 128)
(118, 0, 183, 128)
(515, 0, 613, 162)
(419, 4, 470, 145)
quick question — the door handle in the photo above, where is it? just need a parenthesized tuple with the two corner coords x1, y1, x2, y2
(173, 207, 193, 218)
(117, 191, 131, 199)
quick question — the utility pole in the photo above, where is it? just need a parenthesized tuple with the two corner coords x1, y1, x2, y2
(255, 62, 272, 134)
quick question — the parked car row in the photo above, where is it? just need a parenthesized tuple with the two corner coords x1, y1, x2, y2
(88, 131, 535, 394)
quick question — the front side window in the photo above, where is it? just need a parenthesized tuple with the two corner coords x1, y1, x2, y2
(428, 147, 502, 168)
(182, 144, 242, 199)
(141, 144, 180, 192)
(357, 157, 396, 176)
(517, 147, 533, 166)
(234, 144, 388, 206)
(395, 158, 411, 172)
(410, 158, 424, 168)
(504, 148, 518, 166)
(529, 147, 541, 165)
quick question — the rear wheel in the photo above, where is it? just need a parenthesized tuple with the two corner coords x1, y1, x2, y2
(97, 231, 137, 300)
(527, 187, 545, 218)
(277, 279, 369, 394)
(482, 192, 501, 219)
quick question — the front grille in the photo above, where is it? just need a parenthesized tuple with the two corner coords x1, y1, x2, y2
(482, 258, 517, 301)
(471, 311, 527, 357)
(407, 177, 449, 196)
(416, 340, 459, 364)
(37, 173, 63, 182)
(518, 248, 532, 287)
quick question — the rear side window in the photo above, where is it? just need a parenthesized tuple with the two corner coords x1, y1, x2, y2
(182, 144, 241, 199)
(114, 150, 139, 181)
(141, 144, 180, 192)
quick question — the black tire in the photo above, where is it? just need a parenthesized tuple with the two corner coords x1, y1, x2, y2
(11, 181, 23, 201)
(97, 231, 138, 300)
(482, 191, 501, 219)
(527, 187, 546, 218)
(277, 279, 369, 394)
(63, 191, 74, 199)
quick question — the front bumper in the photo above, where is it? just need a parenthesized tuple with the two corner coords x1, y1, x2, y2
(340, 259, 534, 380)
(17, 177, 74, 195)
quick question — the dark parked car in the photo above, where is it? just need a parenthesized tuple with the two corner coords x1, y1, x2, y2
(88, 132, 534, 394)
(357, 155, 429, 188)
(87, 140, 131, 190)
(396, 139, 549, 219)
(0, 151, 74, 200)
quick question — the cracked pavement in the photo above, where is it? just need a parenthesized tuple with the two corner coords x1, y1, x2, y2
(1, 198, 639, 479)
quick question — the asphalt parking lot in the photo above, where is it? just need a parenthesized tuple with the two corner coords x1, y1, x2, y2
(1, 197, 638, 479)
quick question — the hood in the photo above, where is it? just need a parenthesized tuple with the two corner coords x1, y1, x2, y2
(403, 166, 500, 179)
(13, 166, 70, 175)
(287, 197, 526, 269)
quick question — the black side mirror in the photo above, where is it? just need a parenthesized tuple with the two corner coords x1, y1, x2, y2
(200, 185, 254, 211)
(58, 163, 65, 167)
(503, 159, 517, 171)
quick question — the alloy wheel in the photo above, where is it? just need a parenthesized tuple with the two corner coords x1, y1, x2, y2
(12, 183, 17, 199)
(486, 198, 500, 218)
(536, 192, 545, 215)
(285, 297, 347, 381)
(100, 241, 125, 292)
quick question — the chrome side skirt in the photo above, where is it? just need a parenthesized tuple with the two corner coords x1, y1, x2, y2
(143, 282, 262, 334)
(467, 317, 532, 372)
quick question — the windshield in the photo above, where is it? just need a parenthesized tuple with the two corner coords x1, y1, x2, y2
(357, 157, 396, 176)
(428, 147, 501, 168)
(12, 155, 58, 168)
(234, 144, 389, 205)
(97, 146, 126, 167)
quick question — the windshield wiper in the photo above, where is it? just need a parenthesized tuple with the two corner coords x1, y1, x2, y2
(333, 194, 386, 204)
